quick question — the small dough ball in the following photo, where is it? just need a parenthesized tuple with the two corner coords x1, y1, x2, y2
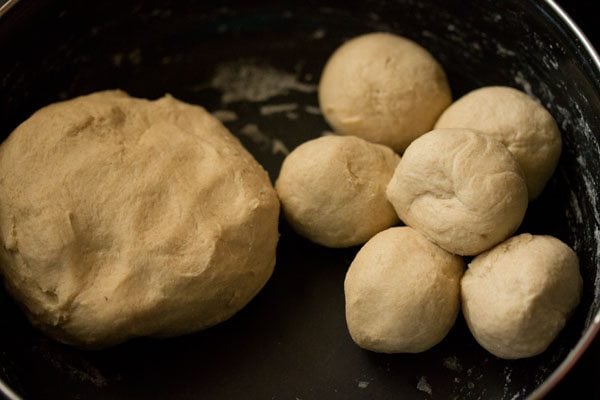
(344, 227, 465, 353)
(0, 91, 280, 348)
(275, 135, 399, 248)
(435, 86, 561, 199)
(319, 32, 452, 153)
(461, 234, 582, 359)
(386, 128, 528, 256)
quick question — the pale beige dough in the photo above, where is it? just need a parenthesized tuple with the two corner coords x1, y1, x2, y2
(344, 227, 465, 353)
(461, 234, 582, 359)
(435, 86, 562, 199)
(0, 90, 280, 348)
(275, 135, 399, 248)
(386, 128, 528, 256)
(318, 32, 452, 153)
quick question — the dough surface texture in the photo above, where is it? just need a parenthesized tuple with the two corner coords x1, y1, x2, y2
(0, 90, 280, 348)
(461, 234, 582, 359)
(386, 128, 528, 256)
(318, 32, 452, 153)
(435, 86, 561, 199)
(275, 135, 400, 248)
(344, 227, 464, 353)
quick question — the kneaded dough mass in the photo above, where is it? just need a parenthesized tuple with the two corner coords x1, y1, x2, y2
(461, 234, 582, 359)
(386, 128, 528, 256)
(435, 86, 562, 199)
(0, 90, 280, 348)
(344, 227, 465, 353)
(275, 135, 400, 248)
(319, 32, 452, 153)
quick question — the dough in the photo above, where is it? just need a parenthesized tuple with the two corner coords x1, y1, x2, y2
(435, 86, 561, 199)
(0, 90, 280, 348)
(386, 128, 528, 256)
(318, 32, 452, 153)
(344, 227, 465, 353)
(275, 135, 400, 248)
(461, 234, 582, 359)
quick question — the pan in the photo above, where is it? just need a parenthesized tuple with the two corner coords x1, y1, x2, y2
(0, 0, 598, 398)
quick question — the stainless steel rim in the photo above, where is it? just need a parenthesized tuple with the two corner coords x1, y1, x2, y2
(527, 0, 600, 399)
(0, 1, 598, 399)
(0, 0, 19, 17)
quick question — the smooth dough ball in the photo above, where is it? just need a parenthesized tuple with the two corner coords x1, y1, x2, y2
(435, 86, 562, 199)
(0, 90, 280, 348)
(461, 234, 582, 359)
(318, 32, 452, 153)
(386, 128, 528, 256)
(344, 227, 465, 353)
(275, 135, 399, 248)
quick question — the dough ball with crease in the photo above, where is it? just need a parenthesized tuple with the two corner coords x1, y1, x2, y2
(319, 32, 452, 152)
(0, 90, 280, 348)
(386, 128, 528, 256)
(435, 86, 561, 199)
(275, 135, 400, 248)
(461, 234, 582, 359)
(344, 226, 465, 353)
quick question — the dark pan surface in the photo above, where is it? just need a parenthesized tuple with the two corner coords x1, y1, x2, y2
(0, 0, 599, 399)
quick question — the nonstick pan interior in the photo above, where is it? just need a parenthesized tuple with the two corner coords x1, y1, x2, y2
(0, 0, 599, 399)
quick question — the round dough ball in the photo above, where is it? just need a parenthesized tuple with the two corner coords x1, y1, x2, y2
(318, 32, 452, 153)
(275, 135, 400, 248)
(0, 90, 280, 348)
(344, 227, 465, 353)
(386, 128, 528, 256)
(435, 86, 561, 199)
(461, 234, 582, 359)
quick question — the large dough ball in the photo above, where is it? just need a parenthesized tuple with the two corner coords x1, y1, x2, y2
(275, 135, 399, 248)
(435, 86, 561, 199)
(344, 227, 465, 353)
(386, 128, 528, 256)
(461, 234, 582, 359)
(318, 32, 452, 153)
(0, 91, 280, 348)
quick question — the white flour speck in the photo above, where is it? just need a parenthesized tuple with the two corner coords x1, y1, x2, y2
(496, 44, 516, 57)
(305, 105, 321, 115)
(212, 110, 238, 122)
(211, 61, 317, 104)
(569, 191, 584, 224)
(514, 71, 534, 98)
(421, 30, 436, 39)
(417, 376, 432, 395)
(271, 139, 289, 156)
(357, 380, 370, 389)
(286, 111, 299, 120)
(443, 356, 463, 372)
(311, 28, 326, 39)
(260, 103, 298, 115)
(239, 124, 270, 148)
